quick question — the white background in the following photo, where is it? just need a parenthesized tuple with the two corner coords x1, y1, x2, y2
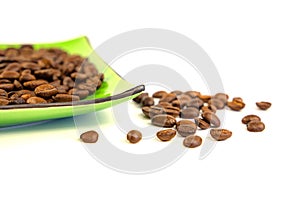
(0, 0, 299, 199)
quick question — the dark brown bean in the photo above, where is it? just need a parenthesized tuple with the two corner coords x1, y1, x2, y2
(194, 118, 210, 130)
(199, 95, 211, 103)
(19, 73, 36, 82)
(127, 130, 142, 143)
(183, 135, 202, 148)
(53, 94, 80, 102)
(232, 97, 243, 103)
(26, 97, 47, 104)
(158, 101, 172, 107)
(241, 115, 261, 124)
(210, 129, 232, 141)
(227, 100, 245, 111)
(208, 98, 225, 109)
(170, 90, 183, 96)
(214, 93, 229, 104)
(133, 93, 148, 104)
(0, 83, 14, 91)
(163, 105, 180, 118)
(68, 88, 89, 99)
(247, 121, 265, 132)
(202, 111, 220, 127)
(0, 71, 20, 79)
(159, 93, 177, 103)
(0, 98, 9, 105)
(184, 91, 201, 98)
(23, 79, 48, 89)
(256, 101, 271, 110)
(176, 120, 195, 128)
(142, 106, 165, 118)
(9, 97, 26, 104)
(13, 80, 23, 90)
(156, 129, 176, 141)
(186, 98, 204, 109)
(152, 90, 168, 98)
(151, 114, 176, 128)
(142, 96, 154, 107)
(177, 122, 197, 137)
(180, 107, 199, 119)
(171, 100, 181, 108)
(80, 130, 99, 143)
(0, 89, 8, 98)
(34, 84, 58, 98)
(4, 63, 21, 71)
(201, 105, 217, 113)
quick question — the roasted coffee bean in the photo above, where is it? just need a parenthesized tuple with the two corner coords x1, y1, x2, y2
(162, 105, 180, 117)
(184, 91, 201, 98)
(53, 94, 80, 102)
(9, 97, 26, 105)
(34, 84, 58, 98)
(0, 71, 20, 79)
(227, 100, 245, 111)
(0, 83, 14, 91)
(21, 93, 35, 100)
(159, 102, 172, 107)
(0, 98, 9, 105)
(214, 93, 229, 104)
(0, 89, 8, 98)
(186, 98, 204, 109)
(23, 79, 48, 89)
(80, 130, 99, 143)
(171, 100, 181, 108)
(201, 111, 220, 127)
(19, 73, 36, 82)
(26, 97, 47, 104)
(177, 122, 197, 137)
(180, 107, 199, 119)
(194, 118, 210, 130)
(156, 129, 176, 141)
(152, 90, 168, 98)
(232, 97, 243, 103)
(241, 114, 261, 124)
(5, 63, 21, 71)
(151, 114, 176, 128)
(142, 96, 154, 107)
(210, 129, 232, 141)
(68, 88, 89, 99)
(176, 120, 195, 128)
(199, 95, 211, 103)
(170, 90, 183, 96)
(133, 93, 148, 104)
(13, 80, 23, 90)
(183, 135, 202, 148)
(201, 105, 217, 113)
(0, 79, 11, 84)
(247, 121, 265, 132)
(159, 93, 177, 103)
(177, 94, 191, 107)
(208, 98, 225, 109)
(127, 130, 142, 143)
(142, 106, 165, 118)
(256, 101, 271, 110)
(142, 106, 151, 118)
(63, 77, 75, 88)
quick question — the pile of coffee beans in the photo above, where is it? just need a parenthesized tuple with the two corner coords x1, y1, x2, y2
(0, 46, 104, 105)
(242, 114, 265, 132)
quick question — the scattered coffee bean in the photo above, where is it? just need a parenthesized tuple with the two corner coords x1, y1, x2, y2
(26, 97, 47, 104)
(241, 115, 261, 124)
(180, 107, 199, 119)
(52, 94, 80, 102)
(0, 98, 9, 105)
(159, 93, 177, 103)
(202, 111, 220, 127)
(208, 98, 225, 109)
(151, 114, 177, 128)
(80, 130, 99, 143)
(232, 97, 243, 103)
(210, 129, 232, 141)
(184, 91, 201, 98)
(177, 122, 197, 137)
(133, 92, 148, 104)
(201, 105, 217, 113)
(194, 118, 210, 130)
(34, 84, 58, 98)
(158, 102, 172, 107)
(142, 96, 154, 107)
(127, 130, 142, 143)
(227, 100, 245, 111)
(152, 90, 168, 98)
(183, 135, 202, 148)
(156, 129, 176, 141)
(170, 90, 183, 96)
(256, 101, 271, 110)
(199, 95, 211, 103)
(214, 93, 229, 104)
(247, 121, 265, 132)
(0, 89, 8, 98)
(186, 98, 204, 110)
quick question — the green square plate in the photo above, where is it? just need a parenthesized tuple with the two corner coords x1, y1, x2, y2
(0, 36, 144, 127)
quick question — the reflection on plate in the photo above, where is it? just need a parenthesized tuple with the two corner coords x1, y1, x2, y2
(0, 36, 144, 127)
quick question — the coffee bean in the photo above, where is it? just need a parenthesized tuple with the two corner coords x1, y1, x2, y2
(208, 98, 225, 109)
(133, 93, 148, 104)
(158, 102, 172, 107)
(9, 97, 26, 105)
(183, 135, 202, 148)
(171, 100, 181, 108)
(26, 97, 47, 104)
(142, 105, 165, 118)
(19, 73, 36, 82)
(247, 121, 265, 132)
(186, 98, 204, 109)
(159, 93, 177, 103)
(23, 79, 48, 89)
(127, 130, 142, 143)
(34, 84, 58, 98)
(227, 100, 245, 111)
(202, 111, 220, 127)
(142, 96, 154, 107)
(53, 94, 80, 102)
(13, 80, 23, 90)
(256, 101, 271, 110)
(151, 114, 176, 128)
(152, 90, 168, 98)
(80, 130, 99, 143)
(176, 120, 195, 128)
(241, 114, 261, 124)
(0, 83, 14, 91)
(184, 91, 201, 98)
(0, 89, 8, 98)
(5, 63, 21, 71)
(170, 90, 183, 96)
(156, 129, 176, 141)
(194, 118, 210, 130)
(68, 88, 89, 99)
(210, 129, 232, 141)
(199, 95, 211, 103)
(232, 97, 243, 103)
(214, 93, 229, 104)
(162, 105, 180, 118)
(177, 122, 197, 137)
(0, 71, 20, 79)
(180, 107, 199, 119)
(201, 105, 217, 113)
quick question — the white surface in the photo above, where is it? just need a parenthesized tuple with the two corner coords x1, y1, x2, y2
(0, 0, 299, 199)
